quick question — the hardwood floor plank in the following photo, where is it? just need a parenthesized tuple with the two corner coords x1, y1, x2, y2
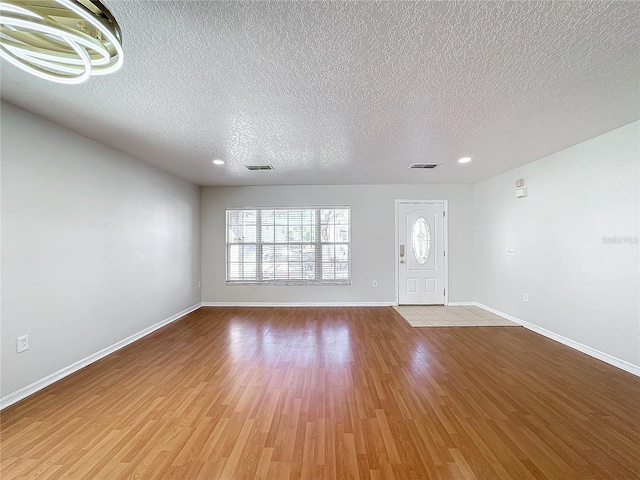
(195, 416, 227, 462)
(2, 307, 639, 479)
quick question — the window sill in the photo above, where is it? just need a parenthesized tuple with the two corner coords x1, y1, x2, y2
(226, 281, 352, 286)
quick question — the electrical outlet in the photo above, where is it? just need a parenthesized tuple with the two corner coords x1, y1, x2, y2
(17, 335, 29, 353)
(523, 293, 529, 302)
(372, 280, 378, 287)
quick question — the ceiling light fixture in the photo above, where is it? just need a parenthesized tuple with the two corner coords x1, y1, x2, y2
(458, 157, 472, 164)
(0, 0, 123, 84)
(212, 159, 225, 166)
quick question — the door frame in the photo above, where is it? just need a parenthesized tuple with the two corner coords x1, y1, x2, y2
(394, 200, 449, 306)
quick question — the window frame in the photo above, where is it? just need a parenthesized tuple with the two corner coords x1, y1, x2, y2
(225, 205, 352, 286)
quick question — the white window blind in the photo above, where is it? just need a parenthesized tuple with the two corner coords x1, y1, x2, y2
(226, 206, 350, 284)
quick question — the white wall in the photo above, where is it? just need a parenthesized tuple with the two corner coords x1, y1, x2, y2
(1, 102, 201, 401)
(474, 121, 640, 370)
(201, 184, 475, 304)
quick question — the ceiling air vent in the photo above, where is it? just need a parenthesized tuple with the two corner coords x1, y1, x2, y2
(245, 165, 275, 171)
(409, 163, 439, 169)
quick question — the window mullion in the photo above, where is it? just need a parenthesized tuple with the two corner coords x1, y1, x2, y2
(315, 208, 322, 281)
(287, 210, 291, 280)
(256, 210, 262, 282)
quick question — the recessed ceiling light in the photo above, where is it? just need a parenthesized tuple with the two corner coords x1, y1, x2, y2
(458, 157, 472, 164)
(212, 159, 225, 165)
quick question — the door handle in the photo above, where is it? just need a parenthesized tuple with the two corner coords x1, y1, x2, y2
(400, 260, 405, 264)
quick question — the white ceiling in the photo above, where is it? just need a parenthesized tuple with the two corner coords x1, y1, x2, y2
(1, 1, 639, 186)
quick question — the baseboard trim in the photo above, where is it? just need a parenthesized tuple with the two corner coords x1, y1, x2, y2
(446, 302, 476, 306)
(202, 301, 395, 307)
(0, 303, 202, 410)
(475, 303, 640, 377)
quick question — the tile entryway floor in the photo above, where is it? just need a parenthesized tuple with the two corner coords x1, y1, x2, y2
(394, 305, 519, 327)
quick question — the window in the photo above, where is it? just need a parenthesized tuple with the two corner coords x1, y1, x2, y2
(411, 217, 431, 264)
(226, 206, 350, 284)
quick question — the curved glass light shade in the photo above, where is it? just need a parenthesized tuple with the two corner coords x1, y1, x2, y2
(411, 217, 431, 264)
(0, 0, 123, 84)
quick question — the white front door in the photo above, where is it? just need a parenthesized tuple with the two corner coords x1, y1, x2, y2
(398, 202, 446, 305)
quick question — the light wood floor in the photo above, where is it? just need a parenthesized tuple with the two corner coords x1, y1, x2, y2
(1, 307, 639, 479)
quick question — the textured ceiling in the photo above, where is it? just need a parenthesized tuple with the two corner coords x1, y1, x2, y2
(1, 1, 639, 186)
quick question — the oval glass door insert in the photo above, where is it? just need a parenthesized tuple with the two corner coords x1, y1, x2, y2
(412, 217, 431, 264)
